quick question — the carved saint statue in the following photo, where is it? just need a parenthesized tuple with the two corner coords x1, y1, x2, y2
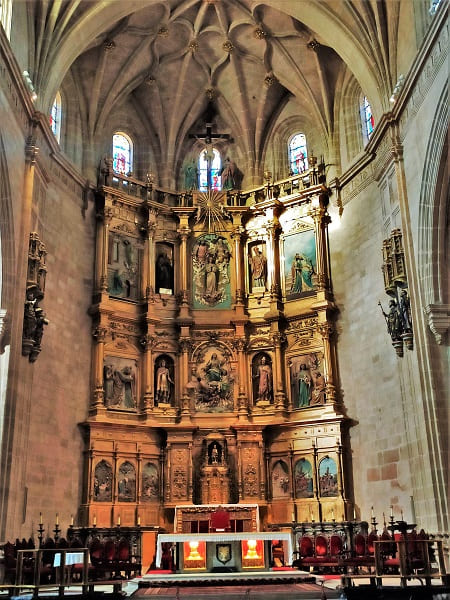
(249, 246, 267, 289)
(254, 355, 273, 402)
(155, 359, 174, 404)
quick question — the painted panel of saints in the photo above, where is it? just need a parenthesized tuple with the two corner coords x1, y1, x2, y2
(271, 460, 290, 498)
(117, 461, 136, 502)
(107, 234, 141, 300)
(192, 234, 231, 308)
(318, 457, 338, 497)
(289, 352, 326, 408)
(103, 356, 138, 411)
(142, 462, 159, 502)
(294, 458, 314, 498)
(93, 460, 113, 502)
(283, 230, 317, 298)
(193, 347, 234, 412)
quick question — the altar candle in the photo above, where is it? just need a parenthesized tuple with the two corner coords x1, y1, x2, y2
(401, 509, 404, 521)
(353, 507, 356, 520)
(39, 512, 43, 525)
(371, 506, 374, 518)
(93, 515, 96, 526)
(117, 515, 121, 526)
(331, 508, 335, 520)
(56, 513, 59, 525)
(137, 515, 141, 526)
(390, 505, 394, 518)
(70, 515, 74, 526)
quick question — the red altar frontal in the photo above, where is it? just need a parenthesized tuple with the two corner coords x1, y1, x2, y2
(174, 504, 260, 533)
(155, 531, 293, 572)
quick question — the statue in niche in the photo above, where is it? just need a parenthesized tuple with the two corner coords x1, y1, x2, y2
(104, 357, 137, 410)
(154, 357, 174, 405)
(194, 348, 234, 412)
(155, 245, 174, 294)
(192, 235, 231, 308)
(249, 245, 267, 290)
(208, 442, 222, 465)
(253, 353, 273, 403)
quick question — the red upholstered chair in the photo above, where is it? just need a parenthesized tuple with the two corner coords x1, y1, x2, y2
(330, 534, 343, 558)
(210, 507, 231, 532)
(89, 538, 105, 580)
(299, 536, 314, 558)
(315, 535, 328, 559)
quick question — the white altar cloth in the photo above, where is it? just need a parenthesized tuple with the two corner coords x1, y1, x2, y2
(156, 531, 293, 566)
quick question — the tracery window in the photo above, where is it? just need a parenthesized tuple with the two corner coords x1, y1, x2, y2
(0, 0, 12, 39)
(361, 96, 375, 143)
(288, 133, 308, 175)
(113, 132, 133, 175)
(50, 92, 62, 143)
(198, 148, 222, 191)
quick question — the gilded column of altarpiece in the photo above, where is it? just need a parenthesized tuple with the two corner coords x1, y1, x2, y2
(82, 179, 351, 529)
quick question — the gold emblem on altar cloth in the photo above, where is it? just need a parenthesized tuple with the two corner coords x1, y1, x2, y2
(216, 543, 232, 564)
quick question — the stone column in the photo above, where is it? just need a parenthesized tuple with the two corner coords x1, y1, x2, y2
(144, 211, 158, 301)
(178, 338, 191, 408)
(231, 223, 245, 306)
(234, 338, 249, 416)
(177, 222, 191, 309)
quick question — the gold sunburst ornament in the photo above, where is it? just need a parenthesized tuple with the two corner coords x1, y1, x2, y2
(195, 190, 229, 232)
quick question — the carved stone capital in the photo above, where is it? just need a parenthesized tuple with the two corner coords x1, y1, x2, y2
(424, 303, 449, 344)
(140, 334, 156, 350)
(232, 337, 247, 352)
(271, 331, 286, 347)
(179, 338, 192, 353)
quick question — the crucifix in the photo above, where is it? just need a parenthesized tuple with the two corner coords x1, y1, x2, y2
(189, 122, 233, 190)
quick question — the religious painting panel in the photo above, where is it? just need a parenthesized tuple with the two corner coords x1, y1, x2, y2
(283, 229, 317, 298)
(318, 457, 338, 498)
(107, 234, 141, 300)
(154, 354, 175, 405)
(294, 458, 314, 499)
(141, 462, 159, 502)
(288, 352, 325, 409)
(248, 241, 267, 292)
(192, 234, 231, 309)
(155, 242, 174, 295)
(252, 352, 273, 404)
(117, 461, 136, 502)
(271, 460, 290, 498)
(93, 460, 113, 502)
(183, 540, 206, 570)
(241, 539, 265, 569)
(103, 356, 138, 411)
(193, 345, 234, 412)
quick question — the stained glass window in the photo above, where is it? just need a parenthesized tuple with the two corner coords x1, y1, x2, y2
(50, 92, 62, 143)
(289, 133, 308, 175)
(113, 132, 133, 175)
(362, 96, 375, 141)
(198, 148, 222, 191)
(0, 0, 12, 39)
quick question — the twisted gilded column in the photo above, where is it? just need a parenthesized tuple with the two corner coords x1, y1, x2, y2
(140, 333, 156, 411)
(271, 331, 286, 410)
(231, 224, 245, 306)
(308, 199, 331, 292)
(265, 219, 282, 303)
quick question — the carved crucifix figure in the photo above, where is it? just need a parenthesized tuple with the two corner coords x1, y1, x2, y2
(189, 122, 232, 189)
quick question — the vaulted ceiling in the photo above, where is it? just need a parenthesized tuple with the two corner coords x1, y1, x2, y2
(24, 0, 411, 183)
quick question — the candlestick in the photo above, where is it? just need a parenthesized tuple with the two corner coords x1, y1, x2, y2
(400, 509, 404, 521)
(55, 513, 59, 525)
(390, 505, 393, 518)
(39, 512, 43, 525)
(383, 512, 386, 527)
(371, 506, 374, 519)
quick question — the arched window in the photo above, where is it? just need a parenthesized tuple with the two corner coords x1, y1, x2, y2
(0, 0, 12, 39)
(288, 133, 308, 174)
(113, 132, 133, 175)
(198, 148, 222, 191)
(361, 96, 375, 143)
(50, 92, 62, 143)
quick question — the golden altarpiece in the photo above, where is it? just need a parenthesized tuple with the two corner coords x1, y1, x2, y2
(81, 163, 351, 532)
